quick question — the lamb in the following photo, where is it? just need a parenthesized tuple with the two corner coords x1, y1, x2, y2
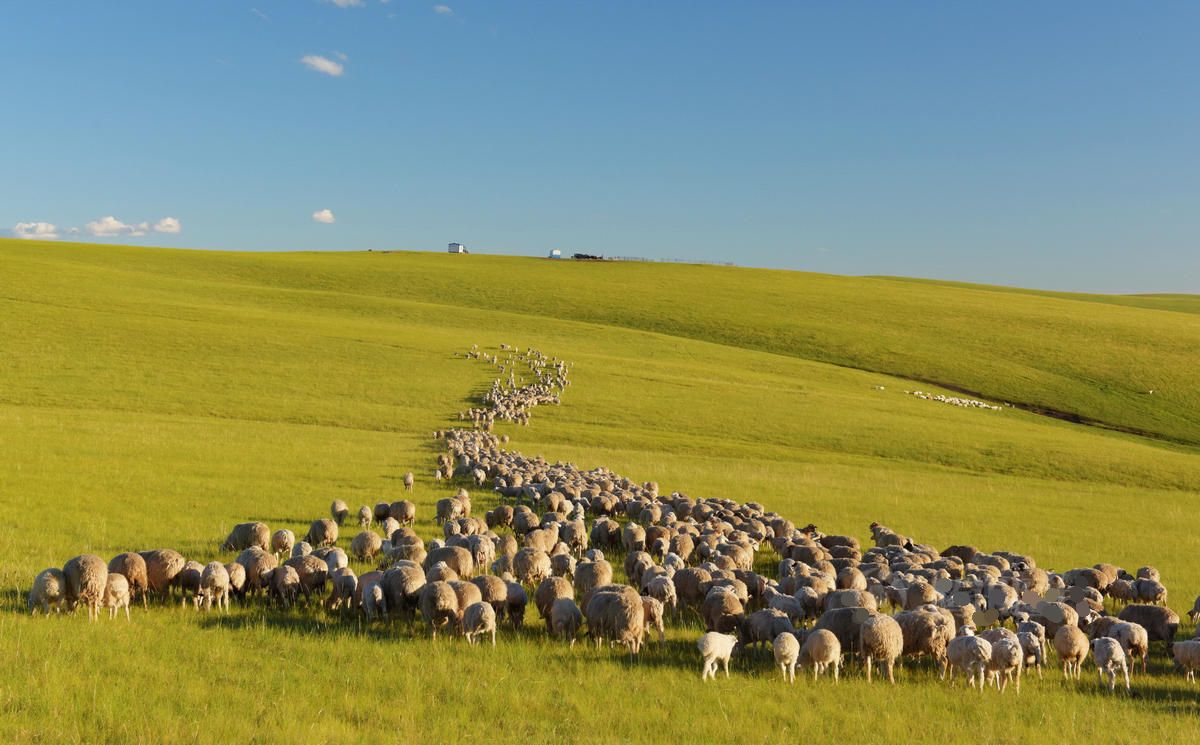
(419, 581, 459, 639)
(222, 522, 271, 552)
(198, 561, 231, 612)
(350, 531, 383, 562)
(799, 628, 841, 681)
(304, 519, 339, 548)
(28, 568, 66, 615)
(331, 500, 350, 526)
(859, 614, 904, 684)
(1171, 640, 1200, 682)
(270, 529, 295, 560)
(947, 633, 992, 690)
(107, 553, 149, 607)
(63, 554, 108, 621)
(102, 573, 132, 621)
(773, 632, 801, 683)
(1117, 604, 1179, 653)
(698, 632, 739, 680)
(551, 597, 584, 646)
(463, 601, 497, 645)
(1053, 625, 1089, 681)
(988, 637, 1023, 693)
(1091, 637, 1130, 692)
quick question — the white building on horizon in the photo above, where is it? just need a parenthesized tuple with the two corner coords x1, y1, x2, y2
(448, 242, 467, 254)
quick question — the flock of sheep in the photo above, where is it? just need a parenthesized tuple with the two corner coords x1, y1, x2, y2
(26, 344, 1200, 696)
(905, 390, 1003, 411)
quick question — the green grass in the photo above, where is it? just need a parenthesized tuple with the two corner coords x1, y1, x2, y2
(1, 239, 1199, 744)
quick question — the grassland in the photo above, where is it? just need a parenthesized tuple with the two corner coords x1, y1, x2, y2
(1, 239, 1199, 744)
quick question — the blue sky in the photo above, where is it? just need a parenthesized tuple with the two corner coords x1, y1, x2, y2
(3, 2, 1198, 293)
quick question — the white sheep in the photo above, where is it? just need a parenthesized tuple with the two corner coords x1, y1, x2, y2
(799, 628, 841, 681)
(102, 573, 132, 621)
(28, 568, 66, 616)
(463, 601, 497, 646)
(988, 637, 1023, 693)
(947, 634, 992, 690)
(773, 632, 800, 683)
(1171, 640, 1200, 683)
(1091, 637, 1130, 692)
(698, 632, 738, 681)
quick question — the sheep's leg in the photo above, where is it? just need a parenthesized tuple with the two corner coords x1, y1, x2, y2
(722, 656, 730, 678)
(886, 660, 895, 685)
(865, 656, 872, 683)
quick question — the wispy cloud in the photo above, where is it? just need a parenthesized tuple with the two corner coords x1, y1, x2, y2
(12, 222, 59, 240)
(250, 7, 268, 21)
(433, 5, 453, 15)
(326, 0, 363, 7)
(312, 209, 336, 224)
(300, 54, 345, 77)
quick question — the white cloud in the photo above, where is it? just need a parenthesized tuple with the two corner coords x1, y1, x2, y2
(250, 7, 268, 20)
(334, 51, 348, 61)
(85, 216, 149, 238)
(153, 217, 182, 234)
(312, 209, 336, 224)
(12, 222, 60, 240)
(300, 54, 345, 77)
(433, 5, 453, 15)
(326, 0, 363, 7)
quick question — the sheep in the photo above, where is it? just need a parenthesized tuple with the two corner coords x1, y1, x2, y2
(285, 554, 329, 604)
(362, 580, 387, 621)
(1108, 622, 1149, 675)
(1091, 637, 1130, 692)
(222, 522, 270, 552)
(381, 564, 425, 620)
(813, 607, 875, 654)
(177, 561, 205, 604)
(551, 597, 584, 646)
(702, 588, 745, 634)
(236, 547, 278, 596)
(331, 500, 350, 526)
(741, 608, 793, 652)
(326, 567, 358, 615)
(646, 575, 679, 619)
(139, 549, 186, 600)
(198, 561, 231, 613)
(1054, 625, 1089, 681)
(504, 580, 528, 629)
(102, 573, 132, 621)
(426, 562, 458, 584)
(291, 542, 313, 559)
(355, 505, 372, 530)
(513, 547, 552, 587)
(420, 581, 459, 639)
(550, 553, 576, 580)
(470, 575, 508, 619)
(404, 471, 415, 492)
(390, 500, 416, 527)
(268, 565, 302, 609)
(773, 632, 800, 683)
(698, 632, 739, 680)
(374, 503, 391, 526)
(63, 554, 108, 621)
(350, 531, 383, 562)
(423, 545, 475, 579)
(947, 634, 992, 690)
(1133, 577, 1168, 605)
(858, 614, 904, 684)
(534, 577, 575, 631)
(225, 562, 246, 603)
(1171, 640, 1200, 682)
(641, 596, 665, 644)
(585, 585, 644, 656)
(1188, 596, 1200, 624)
(894, 608, 954, 678)
(463, 601, 497, 645)
(28, 568, 66, 615)
(270, 529, 295, 560)
(304, 519, 339, 548)
(799, 628, 841, 681)
(1117, 604, 1179, 653)
(323, 547, 349, 574)
(107, 553, 149, 607)
(574, 560, 614, 606)
(1017, 631, 1045, 680)
(988, 637, 1023, 693)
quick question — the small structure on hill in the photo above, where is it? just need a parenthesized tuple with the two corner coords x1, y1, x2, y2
(448, 242, 468, 254)
(548, 249, 562, 259)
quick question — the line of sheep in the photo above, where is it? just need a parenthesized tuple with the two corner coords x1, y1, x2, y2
(905, 390, 1002, 411)
(25, 344, 1200, 697)
(455, 344, 571, 430)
